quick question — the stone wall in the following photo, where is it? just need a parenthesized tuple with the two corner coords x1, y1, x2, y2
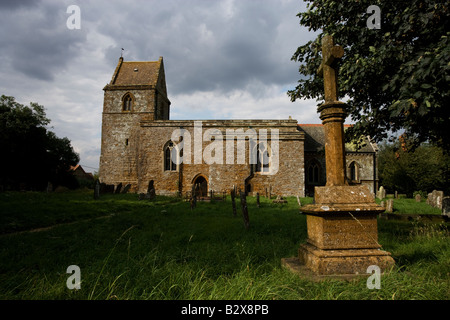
(133, 119, 305, 197)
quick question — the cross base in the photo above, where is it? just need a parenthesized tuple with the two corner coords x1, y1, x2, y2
(282, 185, 395, 279)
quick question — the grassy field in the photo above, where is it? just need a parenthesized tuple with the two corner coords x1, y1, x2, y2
(0, 190, 448, 300)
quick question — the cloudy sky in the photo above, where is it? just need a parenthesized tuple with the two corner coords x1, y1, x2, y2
(0, 0, 324, 173)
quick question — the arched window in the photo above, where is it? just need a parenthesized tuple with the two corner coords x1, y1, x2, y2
(163, 141, 177, 171)
(122, 93, 133, 111)
(307, 160, 321, 184)
(348, 161, 360, 182)
(254, 143, 270, 173)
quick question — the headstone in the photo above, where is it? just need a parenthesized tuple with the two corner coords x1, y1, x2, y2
(94, 179, 100, 200)
(230, 188, 237, 216)
(376, 186, 386, 200)
(256, 192, 260, 208)
(428, 190, 444, 209)
(147, 180, 156, 200)
(442, 197, 450, 217)
(115, 183, 122, 194)
(415, 193, 421, 202)
(380, 201, 385, 208)
(268, 186, 272, 200)
(386, 199, 394, 213)
(240, 191, 250, 229)
(297, 195, 301, 207)
(190, 184, 196, 210)
(435, 191, 444, 209)
(121, 184, 131, 194)
(273, 195, 287, 204)
(394, 191, 398, 199)
(106, 184, 114, 193)
(46, 181, 53, 193)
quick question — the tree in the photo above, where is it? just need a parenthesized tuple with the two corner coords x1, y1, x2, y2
(288, 0, 450, 151)
(0, 95, 80, 190)
(378, 141, 450, 195)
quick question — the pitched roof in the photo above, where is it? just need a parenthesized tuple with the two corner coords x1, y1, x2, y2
(109, 57, 162, 86)
(297, 124, 376, 153)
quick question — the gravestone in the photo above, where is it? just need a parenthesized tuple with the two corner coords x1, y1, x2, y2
(94, 179, 100, 200)
(385, 199, 394, 213)
(147, 180, 156, 200)
(105, 185, 114, 194)
(239, 192, 250, 229)
(442, 197, 450, 217)
(377, 186, 386, 200)
(190, 184, 197, 210)
(282, 34, 394, 278)
(273, 195, 287, 204)
(121, 184, 131, 194)
(256, 193, 260, 208)
(428, 190, 444, 209)
(46, 181, 53, 193)
(115, 183, 122, 194)
(230, 188, 237, 216)
(415, 193, 421, 202)
(297, 195, 301, 207)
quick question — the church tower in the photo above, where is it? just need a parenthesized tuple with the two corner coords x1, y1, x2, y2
(99, 56, 171, 190)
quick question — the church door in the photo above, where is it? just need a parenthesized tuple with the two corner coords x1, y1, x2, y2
(193, 176, 207, 198)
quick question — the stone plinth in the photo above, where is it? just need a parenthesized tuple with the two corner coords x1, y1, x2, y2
(284, 185, 395, 278)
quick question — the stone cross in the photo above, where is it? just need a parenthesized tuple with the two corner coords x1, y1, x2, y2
(317, 35, 344, 102)
(316, 34, 347, 186)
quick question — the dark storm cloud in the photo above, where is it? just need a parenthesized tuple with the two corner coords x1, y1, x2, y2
(93, 0, 307, 96)
(0, 1, 87, 81)
(0, 0, 40, 10)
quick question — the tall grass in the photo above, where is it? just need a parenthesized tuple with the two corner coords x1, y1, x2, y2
(0, 190, 448, 300)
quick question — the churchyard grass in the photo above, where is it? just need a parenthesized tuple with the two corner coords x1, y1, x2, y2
(0, 190, 448, 300)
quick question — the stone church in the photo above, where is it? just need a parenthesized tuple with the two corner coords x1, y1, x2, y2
(99, 57, 378, 197)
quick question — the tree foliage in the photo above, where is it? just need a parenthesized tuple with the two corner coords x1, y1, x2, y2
(288, 0, 450, 151)
(378, 142, 450, 195)
(0, 95, 80, 190)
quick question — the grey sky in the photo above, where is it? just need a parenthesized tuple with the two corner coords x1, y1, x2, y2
(0, 0, 321, 172)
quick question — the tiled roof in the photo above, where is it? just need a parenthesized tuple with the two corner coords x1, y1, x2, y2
(111, 58, 161, 86)
(297, 124, 376, 153)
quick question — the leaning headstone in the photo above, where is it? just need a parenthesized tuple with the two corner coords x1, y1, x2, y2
(115, 183, 122, 194)
(415, 193, 421, 202)
(121, 184, 131, 194)
(240, 191, 250, 229)
(442, 197, 450, 217)
(385, 199, 394, 213)
(94, 179, 100, 200)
